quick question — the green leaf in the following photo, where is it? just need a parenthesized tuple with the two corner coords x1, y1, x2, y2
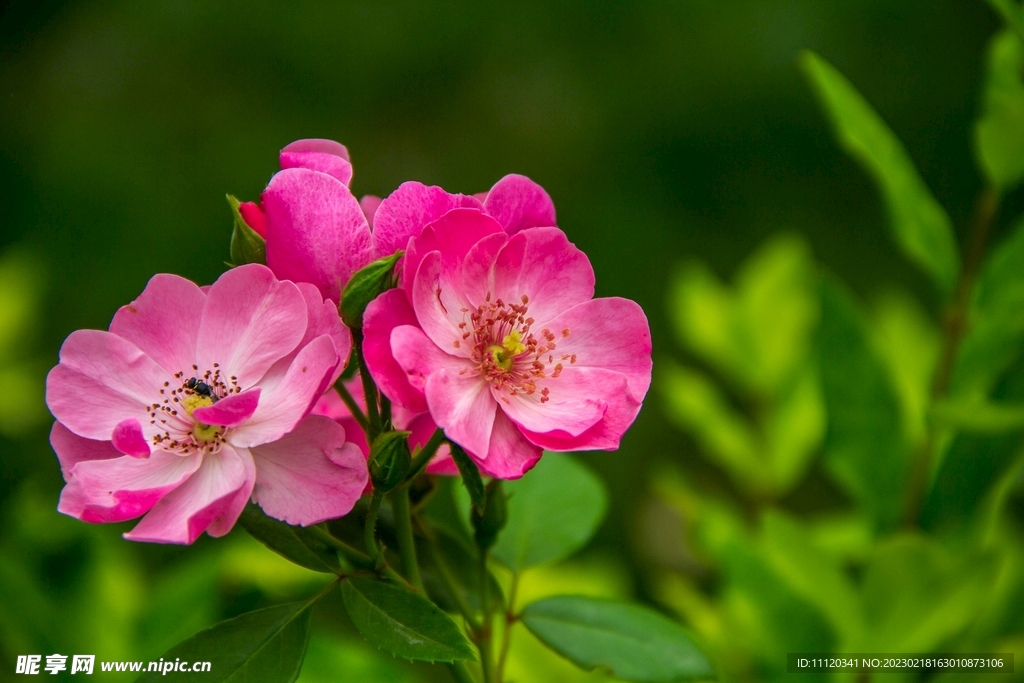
(976, 29, 1024, 189)
(930, 397, 1024, 433)
(135, 600, 314, 683)
(227, 194, 266, 267)
(800, 51, 960, 295)
(859, 535, 999, 652)
(339, 576, 475, 663)
(817, 277, 910, 528)
(456, 454, 607, 571)
(987, 0, 1024, 39)
(520, 596, 715, 682)
(951, 217, 1024, 397)
(340, 252, 402, 328)
(418, 531, 503, 616)
(447, 441, 485, 512)
(238, 504, 340, 574)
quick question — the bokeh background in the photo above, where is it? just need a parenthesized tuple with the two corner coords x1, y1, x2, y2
(2, 1, 1023, 681)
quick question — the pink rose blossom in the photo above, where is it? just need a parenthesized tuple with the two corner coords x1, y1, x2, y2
(46, 264, 367, 544)
(239, 138, 557, 303)
(363, 209, 652, 479)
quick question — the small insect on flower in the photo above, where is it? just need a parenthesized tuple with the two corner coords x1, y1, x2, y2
(184, 377, 216, 401)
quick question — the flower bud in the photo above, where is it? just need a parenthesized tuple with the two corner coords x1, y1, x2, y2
(341, 251, 403, 328)
(368, 430, 412, 493)
(472, 479, 508, 551)
(227, 194, 266, 266)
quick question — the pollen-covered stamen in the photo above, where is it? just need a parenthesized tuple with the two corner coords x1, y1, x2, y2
(463, 292, 572, 402)
(147, 365, 243, 455)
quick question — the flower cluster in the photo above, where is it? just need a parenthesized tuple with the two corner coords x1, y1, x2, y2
(46, 139, 652, 543)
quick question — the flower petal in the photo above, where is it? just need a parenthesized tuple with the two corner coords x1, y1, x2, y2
(483, 174, 557, 235)
(372, 182, 482, 261)
(520, 369, 643, 452)
(403, 207, 502, 294)
(390, 323, 469, 394)
(46, 330, 169, 441)
(124, 446, 251, 544)
(395, 409, 456, 475)
(112, 418, 151, 457)
(410, 252, 475, 358)
(491, 227, 595, 326)
(263, 167, 373, 302)
(360, 195, 382, 230)
(238, 201, 267, 237)
(59, 450, 202, 524)
(363, 289, 428, 412)
(192, 388, 261, 427)
(476, 410, 542, 479)
(279, 138, 353, 186)
(206, 446, 257, 537)
(537, 297, 653, 402)
(250, 415, 367, 526)
(424, 366, 496, 458)
(497, 366, 613, 437)
(312, 385, 369, 456)
(50, 421, 122, 481)
(195, 264, 307, 388)
(232, 335, 339, 447)
(109, 273, 206, 377)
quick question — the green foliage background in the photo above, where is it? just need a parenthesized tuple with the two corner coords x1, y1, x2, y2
(2, 1, 1023, 681)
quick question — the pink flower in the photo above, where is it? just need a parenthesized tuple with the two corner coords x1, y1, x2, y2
(363, 209, 652, 479)
(46, 264, 368, 544)
(239, 138, 557, 303)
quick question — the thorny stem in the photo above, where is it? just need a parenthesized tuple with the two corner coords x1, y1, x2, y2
(353, 330, 382, 439)
(391, 487, 426, 593)
(406, 428, 447, 481)
(477, 550, 497, 683)
(308, 520, 414, 588)
(333, 376, 368, 432)
(364, 491, 384, 560)
(426, 540, 482, 631)
(903, 186, 1000, 527)
(495, 572, 520, 682)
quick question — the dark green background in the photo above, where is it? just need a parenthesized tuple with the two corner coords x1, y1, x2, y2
(0, 2, 1015, 681)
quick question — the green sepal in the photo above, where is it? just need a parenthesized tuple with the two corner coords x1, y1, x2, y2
(471, 479, 507, 552)
(227, 194, 267, 267)
(369, 430, 412, 493)
(341, 251, 403, 328)
(448, 441, 486, 512)
(237, 503, 341, 574)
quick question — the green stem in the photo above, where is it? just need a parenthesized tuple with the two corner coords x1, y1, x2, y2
(426, 540, 481, 631)
(306, 524, 372, 569)
(446, 662, 477, 683)
(477, 550, 497, 683)
(364, 491, 384, 560)
(353, 330, 382, 439)
(407, 428, 447, 481)
(334, 377, 368, 433)
(495, 572, 520, 682)
(903, 186, 1000, 526)
(391, 487, 425, 593)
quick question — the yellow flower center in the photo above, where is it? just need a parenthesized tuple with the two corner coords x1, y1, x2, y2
(180, 394, 219, 443)
(487, 330, 526, 371)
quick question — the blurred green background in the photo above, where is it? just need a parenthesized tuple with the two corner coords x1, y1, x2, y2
(3, 1, 1024, 681)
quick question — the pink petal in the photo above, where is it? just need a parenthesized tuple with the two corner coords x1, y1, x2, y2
(238, 201, 267, 238)
(112, 418, 151, 457)
(497, 366, 615, 437)
(195, 264, 307, 388)
(491, 227, 595, 326)
(520, 369, 643, 452)
(312, 386, 369, 456)
(538, 297, 652, 402)
(59, 451, 202, 524)
(400, 411, 457, 476)
(124, 446, 252, 544)
(476, 411, 542, 479)
(50, 422, 120, 481)
(483, 174, 557, 235)
(232, 335, 339, 447)
(372, 182, 483, 261)
(109, 273, 206, 377)
(263, 167, 373, 302)
(410, 252, 475, 359)
(360, 195, 382, 230)
(250, 415, 368, 525)
(459, 232, 510, 307)
(403, 208, 503, 295)
(46, 330, 169, 441)
(192, 388, 261, 427)
(206, 446, 257, 537)
(390, 323, 470, 394)
(280, 139, 353, 186)
(363, 289, 428, 412)
(424, 366, 496, 458)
